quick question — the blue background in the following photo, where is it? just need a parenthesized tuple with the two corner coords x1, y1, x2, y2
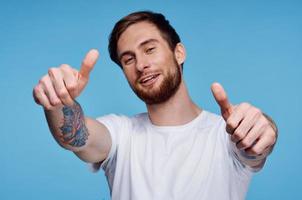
(1, 0, 301, 199)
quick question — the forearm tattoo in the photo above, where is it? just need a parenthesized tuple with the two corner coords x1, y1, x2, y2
(60, 101, 89, 147)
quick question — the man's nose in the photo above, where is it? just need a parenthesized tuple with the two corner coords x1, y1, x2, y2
(136, 55, 150, 72)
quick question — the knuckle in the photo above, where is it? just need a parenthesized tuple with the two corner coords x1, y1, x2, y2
(48, 68, 60, 78)
(267, 132, 276, 143)
(272, 135, 277, 145)
(233, 129, 239, 136)
(50, 98, 61, 106)
(60, 64, 70, 69)
(241, 102, 251, 109)
(48, 67, 57, 75)
(226, 125, 233, 134)
(44, 105, 53, 110)
(253, 108, 262, 115)
(241, 139, 252, 148)
(66, 101, 75, 107)
(250, 147, 261, 155)
(226, 119, 236, 129)
(33, 87, 41, 104)
(60, 64, 72, 72)
(261, 117, 270, 127)
(33, 85, 41, 94)
(233, 130, 243, 139)
(39, 75, 48, 85)
(263, 127, 273, 137)
(271, 129, 277, 138)
(66, 84, 77, 92)
(58, 89, 68, 98)
(258, 117, 268, 127)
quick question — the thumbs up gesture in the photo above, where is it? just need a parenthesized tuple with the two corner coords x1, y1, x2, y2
(33, 49, 99, 110)
(211, 82, 277, 157)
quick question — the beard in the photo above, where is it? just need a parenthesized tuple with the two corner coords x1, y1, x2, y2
(130, 58, 182, 105)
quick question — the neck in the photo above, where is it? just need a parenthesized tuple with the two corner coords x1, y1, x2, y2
(146, 80, 202, 126)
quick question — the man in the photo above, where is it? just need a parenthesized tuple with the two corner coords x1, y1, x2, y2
(33, 11, 277, 200)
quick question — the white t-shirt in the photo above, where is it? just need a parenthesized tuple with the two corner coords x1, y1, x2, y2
(91, 111, 259, 200)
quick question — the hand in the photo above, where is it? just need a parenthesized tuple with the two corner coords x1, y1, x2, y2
(211, 82, 277, 157)
(33, 49, 99, 110)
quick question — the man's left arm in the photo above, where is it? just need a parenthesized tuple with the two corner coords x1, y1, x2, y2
(211, 83, 278, 169)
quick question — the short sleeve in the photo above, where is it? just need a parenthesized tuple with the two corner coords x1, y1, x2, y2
(227, 136, 263, 173)
(88, 114, 130, 173)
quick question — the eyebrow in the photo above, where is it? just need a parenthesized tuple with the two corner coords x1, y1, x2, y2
(119, 38, 159, 61)
(139, 38, 159, 47)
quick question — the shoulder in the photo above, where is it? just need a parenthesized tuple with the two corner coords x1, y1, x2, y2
(96, 113, 130, 123)
(96, 112, 148, 128)
(131, 112, 149, 123)
(201, 110, 225, 127)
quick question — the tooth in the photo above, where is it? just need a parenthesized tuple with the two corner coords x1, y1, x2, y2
(144, 78, 151, 82)
(142, 74, 158, 83)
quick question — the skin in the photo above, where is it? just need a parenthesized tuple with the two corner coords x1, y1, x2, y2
(211, 83, 277, 166)
(33, 21, 277, 168)
(33, 49, 112, 163)
(117, 22, 201, 126)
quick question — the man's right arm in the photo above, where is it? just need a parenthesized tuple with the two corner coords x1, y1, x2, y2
(33, 49, 111, 164)
(44, 102, 111, 164)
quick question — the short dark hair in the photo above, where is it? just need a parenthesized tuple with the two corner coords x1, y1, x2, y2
(108, 11, 181, 68)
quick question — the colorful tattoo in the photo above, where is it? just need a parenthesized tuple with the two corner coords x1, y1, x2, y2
(60, 101, 88, 147)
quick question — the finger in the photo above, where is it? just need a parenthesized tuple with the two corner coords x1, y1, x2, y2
(33, 85, 53, 110)
(236, 117, 265, 150)
(244, 135, 273, 156)
(211, 82, 233, 120)
(79, 49, 99, 79)
(226, 103, 250, 134)
(33, 85, 42, 105)
(61, 64, 79, 98)
(230, 104, 259, 143)
(48, 67, 74, 106)
(39, 75, 62, 106)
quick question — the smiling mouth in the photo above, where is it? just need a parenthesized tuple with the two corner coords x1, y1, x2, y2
(139, 74, 160, 86)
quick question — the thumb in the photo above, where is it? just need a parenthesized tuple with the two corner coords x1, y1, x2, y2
(211, 82, 233, 120)
(79, 49, 99, 79)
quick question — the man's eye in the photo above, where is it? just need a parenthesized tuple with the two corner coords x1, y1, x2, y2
(124, 57, 134, 65)
(146, 47, 155, 54)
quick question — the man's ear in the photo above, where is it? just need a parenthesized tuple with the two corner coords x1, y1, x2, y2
(174, 43, 186, 65)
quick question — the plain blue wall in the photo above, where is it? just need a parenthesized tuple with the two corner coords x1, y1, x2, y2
(1, 0, 301, 199)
